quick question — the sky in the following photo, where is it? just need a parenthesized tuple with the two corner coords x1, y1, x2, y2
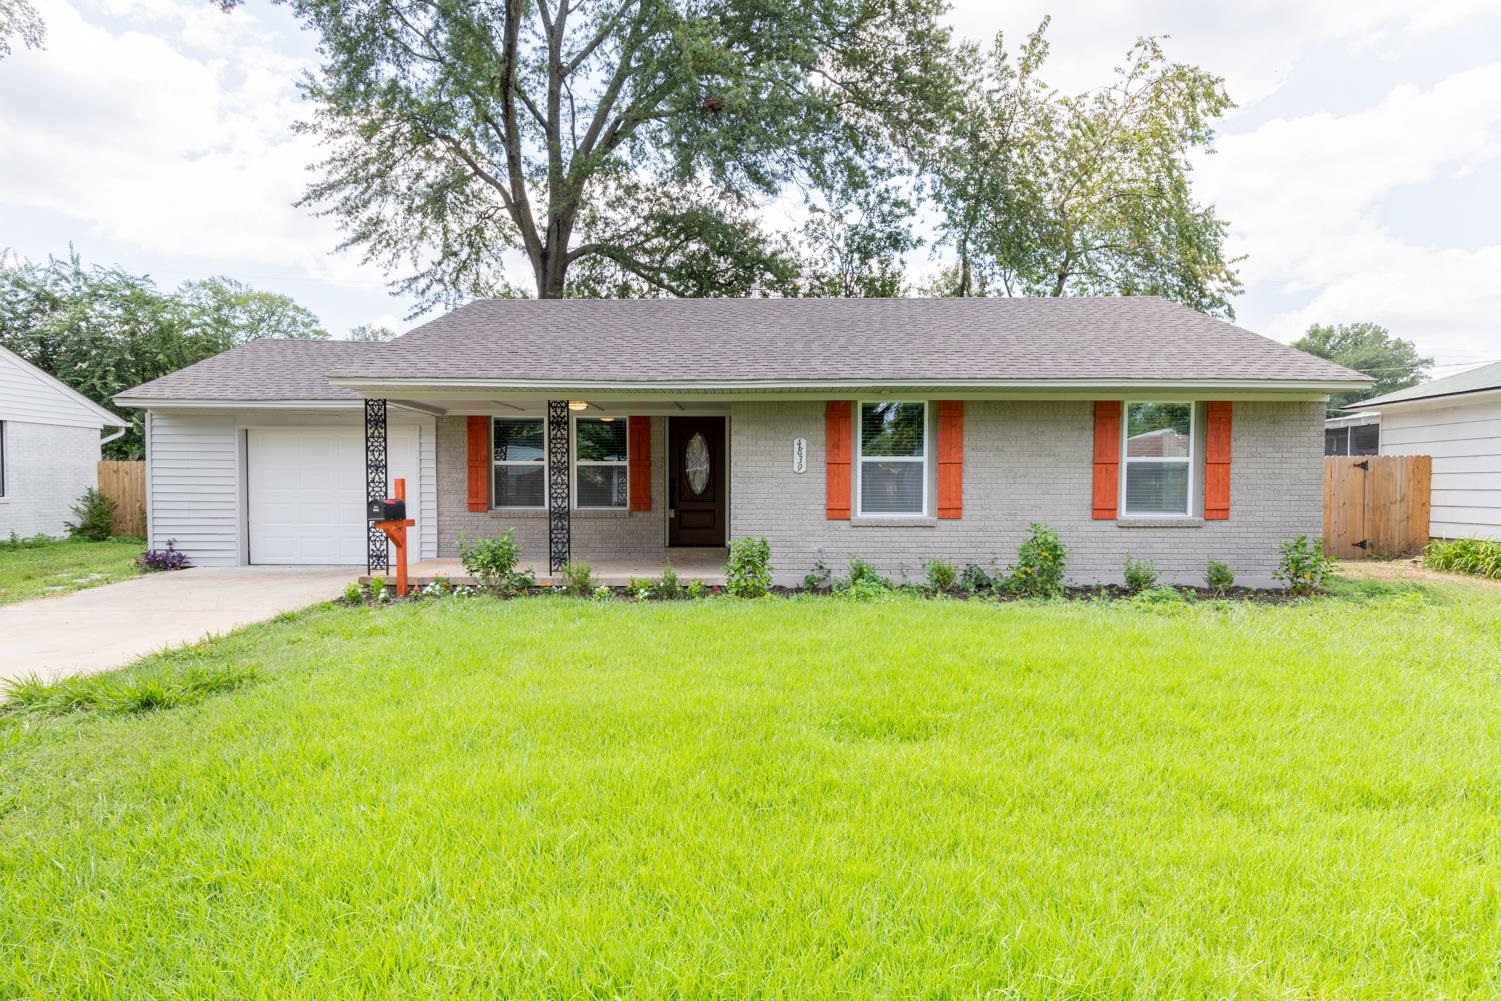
(1, 0, 1499, 369)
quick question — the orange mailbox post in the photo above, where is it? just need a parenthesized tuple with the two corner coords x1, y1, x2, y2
(373, 477, 416, 597)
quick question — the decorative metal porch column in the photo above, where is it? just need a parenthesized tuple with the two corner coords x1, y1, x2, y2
(547, 399, 571, 573)
(365, 398, 389, 574)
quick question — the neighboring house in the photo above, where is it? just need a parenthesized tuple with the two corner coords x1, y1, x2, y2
(1324, 411, 1381, 456)
(114, 297, 1368, 586)
(0, 345, 130, 538)
(1356, 360, 1501, 540)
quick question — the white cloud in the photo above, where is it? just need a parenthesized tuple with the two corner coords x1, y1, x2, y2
(1196, 64, 1501, 361)
(0, 0, 383, 291)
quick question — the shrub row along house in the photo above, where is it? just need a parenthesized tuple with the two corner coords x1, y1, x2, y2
(113, 298, 1368, 586)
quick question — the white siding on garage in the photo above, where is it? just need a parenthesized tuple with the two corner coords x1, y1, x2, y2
(1380, 397, 1501, 538)
(144, 408, 438, 566)
(147, 411, 240, 565)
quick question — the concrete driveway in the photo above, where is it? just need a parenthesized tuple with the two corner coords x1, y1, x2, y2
(1, 567, 356, 684)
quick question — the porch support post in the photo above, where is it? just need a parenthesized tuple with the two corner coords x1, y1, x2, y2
(365, 398, 389, 574)
(547, 399, 571, 573)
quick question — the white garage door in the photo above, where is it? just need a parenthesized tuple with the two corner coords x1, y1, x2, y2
(247, 426, 418, 565)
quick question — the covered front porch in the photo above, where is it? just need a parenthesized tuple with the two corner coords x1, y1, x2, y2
(365, 547, 729, 588)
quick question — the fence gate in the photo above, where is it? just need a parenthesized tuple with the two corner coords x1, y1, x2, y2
(1322, 455, 1432, 559)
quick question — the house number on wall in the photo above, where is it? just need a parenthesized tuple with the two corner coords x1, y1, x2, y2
(792, 437, 807, 474)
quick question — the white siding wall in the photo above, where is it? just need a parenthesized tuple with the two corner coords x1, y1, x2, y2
(0, 348, 116, 428)
(145, 408, 439, 566)
(1380, 398, 1501, 538)
(0, 422, 102, 537)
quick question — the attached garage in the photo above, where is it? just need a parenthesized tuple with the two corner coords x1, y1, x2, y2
(246, 425, 419, 565)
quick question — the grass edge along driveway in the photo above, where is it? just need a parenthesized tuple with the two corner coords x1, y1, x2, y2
(1, 581, 1498, 999)
(0, 536, 142, 606)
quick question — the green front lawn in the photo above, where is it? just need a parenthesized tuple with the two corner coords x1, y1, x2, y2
(0, 536, 143, 605)
(2, 584, 1499, 998)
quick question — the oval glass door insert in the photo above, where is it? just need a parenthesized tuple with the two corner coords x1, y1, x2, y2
(684, 432, 710, 495)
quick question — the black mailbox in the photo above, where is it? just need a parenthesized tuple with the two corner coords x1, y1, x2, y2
(367, 497, 406, 521)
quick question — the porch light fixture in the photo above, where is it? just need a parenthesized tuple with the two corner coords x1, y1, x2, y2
(568, 400, 588, 411)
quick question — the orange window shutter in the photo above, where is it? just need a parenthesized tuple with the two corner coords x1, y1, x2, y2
(628, 416, 652, 512)
(466, 415, 489, 512)
(1204, 401, 1232, 520)
(937, 400, 964, 519)
(826, 401, 852, 520)
(1092, 401, 1122, 519)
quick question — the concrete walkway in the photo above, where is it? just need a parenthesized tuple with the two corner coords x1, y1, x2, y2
(0, 567, 356, 684)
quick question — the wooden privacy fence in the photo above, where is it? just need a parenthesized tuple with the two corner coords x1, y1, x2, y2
(1323, 455, 1432, 559)
(97, 460, 146, 538)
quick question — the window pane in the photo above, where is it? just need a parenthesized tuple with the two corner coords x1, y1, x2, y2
(494, 465, 544, 508)
(576, 419, 628, 462)
(860, 460, 924, 514)
(577, 464, 627, 507)
(1351, 424, 1379, 455)
(1324, 428, 1347, 456)
(1126, 402, 1192, 458)
(1125, 463, 1189, 515)
(494, 419, 544, 462)
(860, 402, 925, 458)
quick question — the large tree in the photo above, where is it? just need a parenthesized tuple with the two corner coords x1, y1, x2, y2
(240, 0, 952, 304)
(0, 0, 45, 59)
(1292, 322, 1433, 411)
(0, 254, 330, 457)
(927, 19, 1242, 314)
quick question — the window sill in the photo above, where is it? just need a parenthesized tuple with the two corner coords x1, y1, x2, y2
(487, 508, 633, 519)
(850, 516, 937, 528)
(1116, 516, 1204, 528)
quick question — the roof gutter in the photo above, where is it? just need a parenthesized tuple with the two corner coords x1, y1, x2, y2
(324, 376, 1369, 394)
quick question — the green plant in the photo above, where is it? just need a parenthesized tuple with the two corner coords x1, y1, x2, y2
(460, 532, 535, 594)
(342, 582, 364, 604)
(1123, 555, 1160, 594)
(924, 559, 958, 594)
(1005, 522, 1069, 598)
(1274, 536, 1335, 595)
(560, 561, 599, 596)
(686, 580, 710, 600)
(1423, 538, 1501, 580)
(592, 585, 613, 600)
(368, 576, 388, 602)
(802, 559, 833, 592)
(1205, 559, 1235, 596)
(1130, 585, 1189, 606)
(65, 488, 117, 541)
(649, 566, 684, 599)
(725, 536, 773, 598)
(959, 564, 994, 596)
(3, 532, 57, 550)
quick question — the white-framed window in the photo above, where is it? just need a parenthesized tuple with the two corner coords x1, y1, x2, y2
(574, 416, 628, 509)
(1121, 401, 1194, 517)
(856, 401, 927, 516)
(492, 417, 546, 509)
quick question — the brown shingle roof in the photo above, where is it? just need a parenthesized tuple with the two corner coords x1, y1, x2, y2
(117, 297, 1369, 403)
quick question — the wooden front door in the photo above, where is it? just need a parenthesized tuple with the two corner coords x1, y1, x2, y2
(668, 417, 726, 546)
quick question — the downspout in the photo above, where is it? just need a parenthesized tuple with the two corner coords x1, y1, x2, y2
(100, 426, 127, 447)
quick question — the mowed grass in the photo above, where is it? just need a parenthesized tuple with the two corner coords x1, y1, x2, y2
(0, 536, 142, 605)
(2, 585, 1499, 999)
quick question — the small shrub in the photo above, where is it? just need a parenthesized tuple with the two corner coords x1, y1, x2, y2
(592, 585, 613, 600)
(802, 559, 833, 592)
(136, 539, 191, 572)
(686, 579, 710, 600)
(342, 581, 364, 604)
(368, 575, 388, 602)
(3, 532, 57, 550)
(1205, 559, 1235, 596)
(1130, 586, 1189, 606)
(959, 563, 994, 595)
(65, 488, 116, 541)
(460, 532, 534, 594)
(925, 559, 958, 594)
(725, 536, 773, 598)
(1005, 522, 1068, 598)
(1274, 535, 1334, 595)
(1122, 555, 1160, 594)
(561, 560, 598, 596)
(1423, 538, 1501, 580)
(651, 566, 685, 599)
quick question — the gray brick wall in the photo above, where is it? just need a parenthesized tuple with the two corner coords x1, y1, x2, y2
(729, 400, 1324, 588)
(435, 415, 668, 561)
(0, 420, 101, 539)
